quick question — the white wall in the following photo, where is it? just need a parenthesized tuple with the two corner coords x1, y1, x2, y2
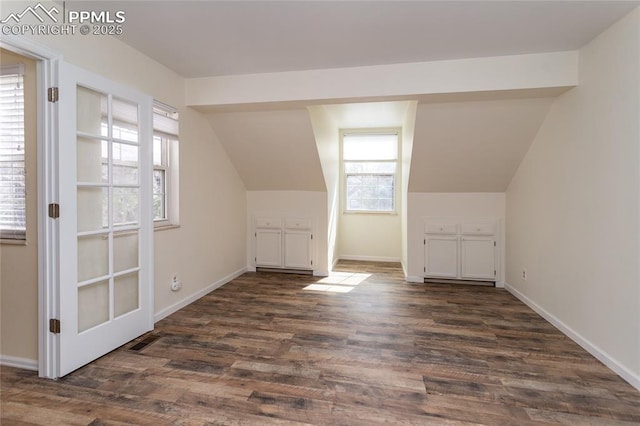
(506, 9, 640, 388)
(308, 106, 340, 269)
(407, 193, 506, 281)
(0, 1, 247, 364)
(401, 102, 418, 274)
(0, 49, 38, 363)
(246, 191, 329, 275)
(339, 213, 402, 262)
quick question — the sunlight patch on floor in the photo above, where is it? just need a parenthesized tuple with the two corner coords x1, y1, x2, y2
(303, 272, 371, 293)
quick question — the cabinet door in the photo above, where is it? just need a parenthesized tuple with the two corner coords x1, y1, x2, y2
(284, 230, 313, 269)
(460, 237, 495, 280)
(424, 236, 458, 278)
(255, 229, 282, 267)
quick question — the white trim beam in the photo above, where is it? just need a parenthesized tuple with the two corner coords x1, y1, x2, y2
(186, 51, 578, 109)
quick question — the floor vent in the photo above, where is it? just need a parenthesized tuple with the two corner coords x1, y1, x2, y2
(424, 278, 495, 287)
(129, 334, 160, 351)
(256, 267, 313, 276)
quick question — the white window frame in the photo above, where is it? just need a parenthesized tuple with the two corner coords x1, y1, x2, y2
(341, 129, 401, 215)
(152, 101, 179, 229)
(0, 64, 27, 241)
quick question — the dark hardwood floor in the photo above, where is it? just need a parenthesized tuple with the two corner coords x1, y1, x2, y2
(2, 260, 640, 425)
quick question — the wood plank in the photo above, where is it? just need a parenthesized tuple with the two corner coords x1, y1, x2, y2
(2, 261, 639, 425)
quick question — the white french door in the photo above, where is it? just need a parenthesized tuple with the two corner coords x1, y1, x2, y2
(56, 62, 153, 376)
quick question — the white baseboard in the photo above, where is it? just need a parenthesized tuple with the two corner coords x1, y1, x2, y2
(154, 267, 247, 323)
(504, 282, 640, 391)
(313, 270, 329, 277)
(0, 355, 38, 371)
(338, 255, 401, 263)
(332, 256, 340, 270)
(406, 275, 424, 283)
(495, 281, 506, 288)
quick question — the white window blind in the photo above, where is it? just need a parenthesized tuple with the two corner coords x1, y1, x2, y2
(0, 65, 26, 240)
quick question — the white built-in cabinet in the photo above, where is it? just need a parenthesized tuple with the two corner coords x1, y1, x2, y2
(255, 217, 314, 271)
(424, 219, 496, 282)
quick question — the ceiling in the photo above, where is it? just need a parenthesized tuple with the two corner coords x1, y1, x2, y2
(409, 98, 555, 192)
(79, 1, 639, 78)
(208, 109, 326, 191)
(65, 1, 637, 193)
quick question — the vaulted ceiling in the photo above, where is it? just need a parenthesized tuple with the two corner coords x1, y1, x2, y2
(77, 1, 639, 193)
(83, 1, 637, 78)
(207, 109, 326, 191)
(409, 98, 555, 192)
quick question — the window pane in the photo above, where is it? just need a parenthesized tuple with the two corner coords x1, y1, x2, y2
(77, 186, 108, 232)
(153, 194, 165, 221)
(77, 138, 107, 183)
(78, 280, 109, 332)
(77, 86, 106, 136)
(343, 134, 397, 161)
(153, 169, 166, 220)
(114, 231, 138, 272)
(113, 187, 139, 226)
(346, 173, 395, 212)
(112, 98, 138, 143)
(344, 161, 396, 174)
(152, 101, 178, 226)
(114, 272, 139, 317)
(112, 143, 139, 185)
(77, 234, 108, 282)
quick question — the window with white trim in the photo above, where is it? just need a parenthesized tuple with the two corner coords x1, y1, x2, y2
(152, 102, 179, 227)
(99, 100, 179, 227)
(342, 132, 398, 213)
(0, 64, 26, 240)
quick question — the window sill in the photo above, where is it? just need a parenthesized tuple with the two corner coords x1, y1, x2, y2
(154, 224, 180, 232)
(343, 210, 398, 216)
(1, 239, 27, 245)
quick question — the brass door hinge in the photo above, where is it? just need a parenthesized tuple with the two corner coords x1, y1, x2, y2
(48, 203, 60, 219)
(48, 87, 59, 103)
(49, 319, 61, 334)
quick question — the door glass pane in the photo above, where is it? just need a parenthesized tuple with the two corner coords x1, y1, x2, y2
(78, 280, 109, 332)
(77, 138, 107, 183)
(153, 137, 162, 165)
(114, 231, 138, 272)
(112, 143, 138, 185)
(77, 86, 106, 136)
(153, 194, 165, 221)
(112, 97, 138, 143)
(113, 187, 139, 226)
(114, 272, 139, 317)
(77, 235, 108, 282)
(77, 187, 108, 232)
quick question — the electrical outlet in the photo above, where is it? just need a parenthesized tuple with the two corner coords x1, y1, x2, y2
(522, 268, 527, 281)
(170, 273, 181, 291)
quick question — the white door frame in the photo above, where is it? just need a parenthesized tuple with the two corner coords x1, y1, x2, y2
(1, 35, 61, 378)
